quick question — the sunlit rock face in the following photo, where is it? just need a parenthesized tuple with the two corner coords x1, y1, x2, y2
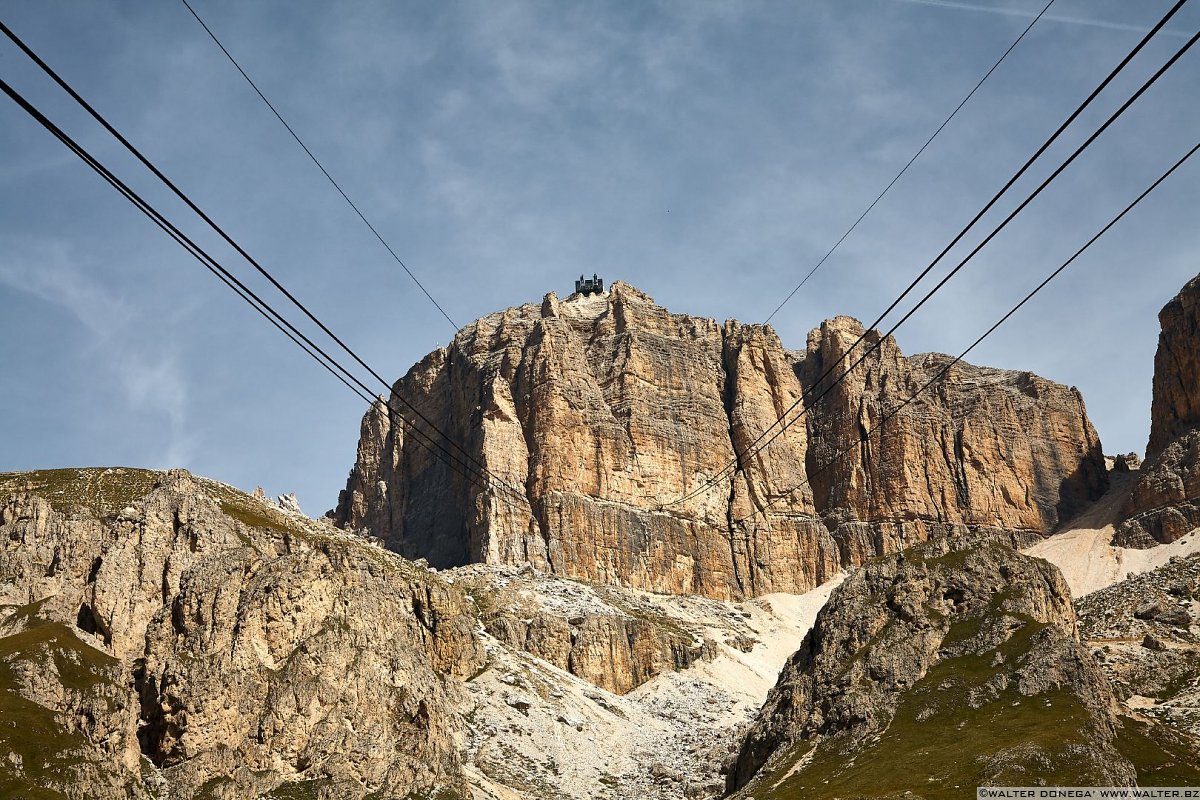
(0, 469, 484, 800)
(337, 281, 1107, 599)
(1118, 272, 1200, 546)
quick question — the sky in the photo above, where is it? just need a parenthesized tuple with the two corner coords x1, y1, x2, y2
(1, 0, 1197, 515)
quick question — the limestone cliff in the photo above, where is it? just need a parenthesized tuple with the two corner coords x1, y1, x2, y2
(803, 316, 1107, 561)
(1147, 273, 1200, 455)
(483, 609, 713, 696)
(1119, 272, 1200, 546)
(468, 563, 719, 695)
(0, 468, 483, 800)
(727, 537, 1180, 798)
(336, 282, 1108, 599)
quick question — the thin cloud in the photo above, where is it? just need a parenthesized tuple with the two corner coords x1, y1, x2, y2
(0, 238, 193, 467)
(893, 0, 1192, 37)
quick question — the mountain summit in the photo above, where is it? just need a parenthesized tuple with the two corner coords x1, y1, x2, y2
(335, 281, 1108, 599)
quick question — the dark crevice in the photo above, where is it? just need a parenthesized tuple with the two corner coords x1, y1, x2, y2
(75, 601, 112, 646)
(528, 495, 555, 573)
(952, 429, 972, 509)
(75, 602, 99, 635)
(720, 329, 748, 594)
(511, 337, 556, 572)
(132, 658, 164, 765)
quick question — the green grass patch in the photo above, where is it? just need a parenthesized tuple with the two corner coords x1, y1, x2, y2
(1, 597, 53, 632)
(204, 483, 310, 540)
(0, 622, 119, 796)
(1114, 716, 1200, 785)
(0, 619, 118, 693)
(197, 776, 237, 800)
(1150, 662, 1200, 702)
(261, 778, 330, 800)
(0, 467, 160, 516)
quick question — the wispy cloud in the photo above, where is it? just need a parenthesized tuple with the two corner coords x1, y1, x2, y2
(893, 0, 1192, 37)
(0, 238, 193, 466)
(464, 0, 608, 111)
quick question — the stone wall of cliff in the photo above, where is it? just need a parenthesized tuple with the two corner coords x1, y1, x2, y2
(336, 282, 1108, 599)
(1118, 272, 1200, 546)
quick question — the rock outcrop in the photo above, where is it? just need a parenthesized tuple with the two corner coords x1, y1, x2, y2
(1119, 272, 1200, 546)
(0, 466, 854, 800)
(336, 283, 1108, 599)
(728, 537, 1145, 797)
(1111, 452, 1142, 472)
(0, 606, 149, 800)
(1118, 431, 1200, 545)
(484, 610, 713, 695)
(802, 317, 1106, 562)
(467, 562, 721, 695)
(452, 563, 842, 800)
(0, 468, 483, 800)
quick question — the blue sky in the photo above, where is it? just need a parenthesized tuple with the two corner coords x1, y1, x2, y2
(1, 0, 1197, 514)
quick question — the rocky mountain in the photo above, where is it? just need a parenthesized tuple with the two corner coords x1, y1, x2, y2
(1119, 273, 1200, 545)
(0, 468, 483, 800)
(7, 467, 1197, 800)
(1147, 274, 1200, 455)
(0, 467, 836, 800)
(452, 564, 840, 799)
(335, 282, 1107, 600)
(8, 272, 1200, 800)
(727, 536, 1200, 799)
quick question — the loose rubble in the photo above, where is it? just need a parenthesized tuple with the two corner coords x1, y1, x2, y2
(1077, 551, 1200, 738)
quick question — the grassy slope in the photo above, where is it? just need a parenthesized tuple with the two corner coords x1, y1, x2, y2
(0, 606, 122, 800)
(740, 614, 1200, 800)
(0, 466, 315, 540)
(0, 467, 160, 516)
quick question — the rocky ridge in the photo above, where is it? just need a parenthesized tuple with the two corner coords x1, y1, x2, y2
(336, 282, 1107, 600)
(726, 535, 1200, 799)
(452, 564, 842, 800)
(467, 564, 720, 695)
(11, 468, 1192, 800)
(0, 468, 483, 800)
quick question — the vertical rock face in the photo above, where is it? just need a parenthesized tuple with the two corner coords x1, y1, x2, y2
(1147, 273, 1200, 456)
(138, 537, 482, 800)
(804, 317, 1108, 564)
(1119, 272, 1200, 546)
(337, 282, 1108, 599)
(483, 610, 713, 695)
